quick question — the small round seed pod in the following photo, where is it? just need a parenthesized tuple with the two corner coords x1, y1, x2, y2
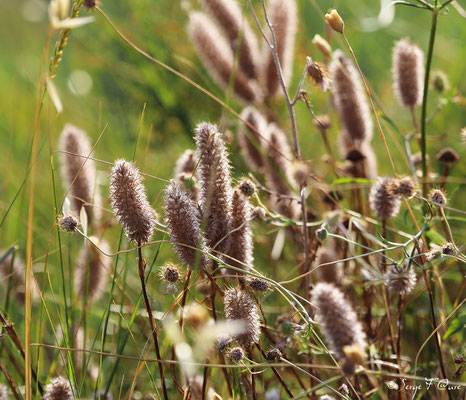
(437, 148, 460, 165)
(224, 288, 261, 347)
(43, 377, 74, 400)
(239, 179, 255, 197)
(229, 346, 244, 362)
(389, 176, 417, 199)
(431, 70, 449, 93)
(314, 115, 331, 133)
(454, 355, 465, 364)
(392, 38, 424, 108)
(247, 277, 270, 292)
(369, 177, 402, 221)
(429, 188, 447, 206)
(109, 159, 156, 245)
(162, 262, 180, 283)
(58, 213, 79, 233)
(83, 0, 98, 9)
(312, 34, 332, 59)
(441, 242, 455, 255)
(315, 248, 343, 285)
(307, 61, 331, 91)
(266, 347, 282, 361)
(385, 262, 417, 296)
(311, 283, 366, 375)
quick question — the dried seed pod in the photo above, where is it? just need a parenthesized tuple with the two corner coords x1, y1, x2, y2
(109, 159, 156, 245)
(229, 346, 245, 362)
(43, 377, 74, 400)
(75, 237, 110, 302)
(58, 124, 101, 226)
(314, 114, 331, 133)
(188, 12, 261, 104)
(429, 188, 447, 206)
(385, 262, 417, 296)
(164, 181, 210, 269)
(200, 0, 260, 79)
(224, 288, 261, 347)
(441, 242, 455, 255)
(266, 347, 282, 361)
(162, 262, 180, 283)
(247, 277, 270, 292)
(389, 176, 417, 199)
(392, 38, 424, 108)
(238, 178, 255, 197)
(330, 50, 373, 145)
(369, 177, 402, 221)
(195, 122, 234, 256)
(325, 9, 344, 33)
(315, 248, 343, 285)
(261, 0, 297, 97)
(226, 189, 253, 274)
(58, 213, 79, 233)
(307, 61, 331, 91)
(311, 283, 366, 375)
(436, 147, 460, 164)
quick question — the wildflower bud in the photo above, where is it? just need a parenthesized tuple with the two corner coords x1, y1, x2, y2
(429, 188, 447, 206)
(339, 383, 350, 395)
(162, 262, 180, 283)
(316, 227, 328, 241)
(229, 347, 244, 362)
(43, 377, 74, 400)
(247, 277, 270, 292)
(251, 207, 266, 220)
(312, 34, 332, 58)
(239, 179, 255, 197)
(314, 115, 331, 133)
(325, 9, 344, 34)
(58, 213, 79, 233)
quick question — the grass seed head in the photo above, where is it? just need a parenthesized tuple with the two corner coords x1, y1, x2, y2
(369, 177, 402, 220)
(385, 262, 417, 296)
(312, 34, 332, 58)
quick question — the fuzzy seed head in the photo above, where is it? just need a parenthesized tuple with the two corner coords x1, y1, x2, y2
(58, 213, 79, 233)
(247, 277, 270, 292)
(312, 34, 332, 58)
(229, 346, 244, 362)
(109, 159, 156, 244)
(307, 61, 331, 91)
(58, 124, 101, 226)
(195, 122, 234, 256)
(239, 179, 255, 197)
(162, 262, 180, 283)
(164, 181, 210, 269)
(437, 147, 460, 164)
(392, 38, 424, 108)
(261, 0, 297, 97)
(325, 9, 344, 33)
(385, 262, 417, 296)
(83, 0, 98, 9)
(429, 188, 447, 206)
(183, 303, 209, 328)
(226, 189, 253, 274)
(216, 334, 233, 351)
(330, 50, 373, 144)
(43, 377, 74, 400)
(315, 248, 343, 285)
(224, 288, 261, 347)
(314, 115, 331, 133)
(188, 12, 261, 104)
(200, 0, 260, 80)
(238, 107, 269, 171)
(369, 177, 402, 220)
(311, 283, 366, 374)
